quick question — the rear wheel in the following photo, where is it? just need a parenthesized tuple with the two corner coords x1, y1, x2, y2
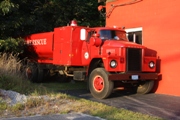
(89, 68, 114, 99)
(25, 63, 38, 82)
(37, 66, 45, 82)
(137, 80, 154, 94)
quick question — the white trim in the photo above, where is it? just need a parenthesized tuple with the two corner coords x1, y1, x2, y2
(125, 27, 143, 33)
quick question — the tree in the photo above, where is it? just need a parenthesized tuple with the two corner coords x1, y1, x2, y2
(0, 0, 18, 15)
(0, 0, 104, 39)
(0, 0, 105, 53)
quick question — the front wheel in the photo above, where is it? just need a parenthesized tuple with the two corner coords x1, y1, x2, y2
(89, 68, 114, 99)
(136, 80, 154, 94)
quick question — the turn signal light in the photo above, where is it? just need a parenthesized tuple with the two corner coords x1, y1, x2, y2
(120, 57, 124, 63)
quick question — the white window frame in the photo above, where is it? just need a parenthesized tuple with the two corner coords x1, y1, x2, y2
(125, 27, 143, 44)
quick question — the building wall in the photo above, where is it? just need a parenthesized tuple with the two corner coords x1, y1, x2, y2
(106, 0, 180, 96)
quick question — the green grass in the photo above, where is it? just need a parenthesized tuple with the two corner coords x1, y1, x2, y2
(41, 80, 87, 91)
(0, 99, 8, 110)
(0, 74, 48, 95)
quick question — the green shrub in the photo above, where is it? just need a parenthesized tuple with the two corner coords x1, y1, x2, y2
(0, 38, 24, 53)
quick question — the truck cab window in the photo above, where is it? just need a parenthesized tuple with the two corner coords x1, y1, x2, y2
(99, 30, 127, 41)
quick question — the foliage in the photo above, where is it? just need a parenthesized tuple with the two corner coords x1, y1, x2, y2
(10, 103, 25, 112)
(0, 0, 105, 53)
(0, 0, 104, 39)
(0, 53, 47, 95)
(0, 53, 22, 74)
(0, 0, 19, 15)
(0, 38, 24, 53)
(25, 97, 45, 109)
(0, 99, 8, 110)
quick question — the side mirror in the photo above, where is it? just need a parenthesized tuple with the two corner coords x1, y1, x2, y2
(92, 33, 100, 37)
(90, 37, 102, 47)
(80, 29, 86, 41)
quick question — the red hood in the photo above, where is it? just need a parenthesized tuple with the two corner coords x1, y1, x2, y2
(102, 40, 146, 49)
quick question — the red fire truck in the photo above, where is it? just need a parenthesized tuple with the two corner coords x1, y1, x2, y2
(24, 20, 161, 99)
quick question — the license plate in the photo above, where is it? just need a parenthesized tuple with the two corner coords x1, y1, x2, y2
(131, 75, 138, 80)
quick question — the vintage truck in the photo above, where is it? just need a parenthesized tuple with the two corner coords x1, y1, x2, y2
(24, 20, 160, 99)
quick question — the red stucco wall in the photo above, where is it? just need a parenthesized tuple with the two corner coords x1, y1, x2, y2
(106, 0, 180, 96)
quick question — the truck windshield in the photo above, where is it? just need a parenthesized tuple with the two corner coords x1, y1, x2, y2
(99, 30, 127, 41)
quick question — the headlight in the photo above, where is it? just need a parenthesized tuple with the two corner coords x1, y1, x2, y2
(110, 60, 117, 68)
(149, 61, 155, 68)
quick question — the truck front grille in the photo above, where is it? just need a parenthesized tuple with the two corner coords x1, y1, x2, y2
(126, 48, 142, 72)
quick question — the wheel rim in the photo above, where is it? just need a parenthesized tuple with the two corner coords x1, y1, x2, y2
(26, 68, 32, 79)
(138, 82, 149, 91)
(93, 75, 104, 92)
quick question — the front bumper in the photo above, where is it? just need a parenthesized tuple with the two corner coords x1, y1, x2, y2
(108, 73, 161, 81)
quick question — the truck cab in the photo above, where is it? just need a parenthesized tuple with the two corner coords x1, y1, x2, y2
(78, 26, 160, 99)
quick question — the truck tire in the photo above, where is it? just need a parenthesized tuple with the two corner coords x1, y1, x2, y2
(137, 80, 154, 94)
(37, 66, 44, 83)
(25, 63, 38, 82)
(89, 68, 114, 99)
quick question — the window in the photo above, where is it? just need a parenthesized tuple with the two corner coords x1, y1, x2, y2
(87, 31, 95, 42)
(99, 30, 127, 41)
(126, 27, 142, 45)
